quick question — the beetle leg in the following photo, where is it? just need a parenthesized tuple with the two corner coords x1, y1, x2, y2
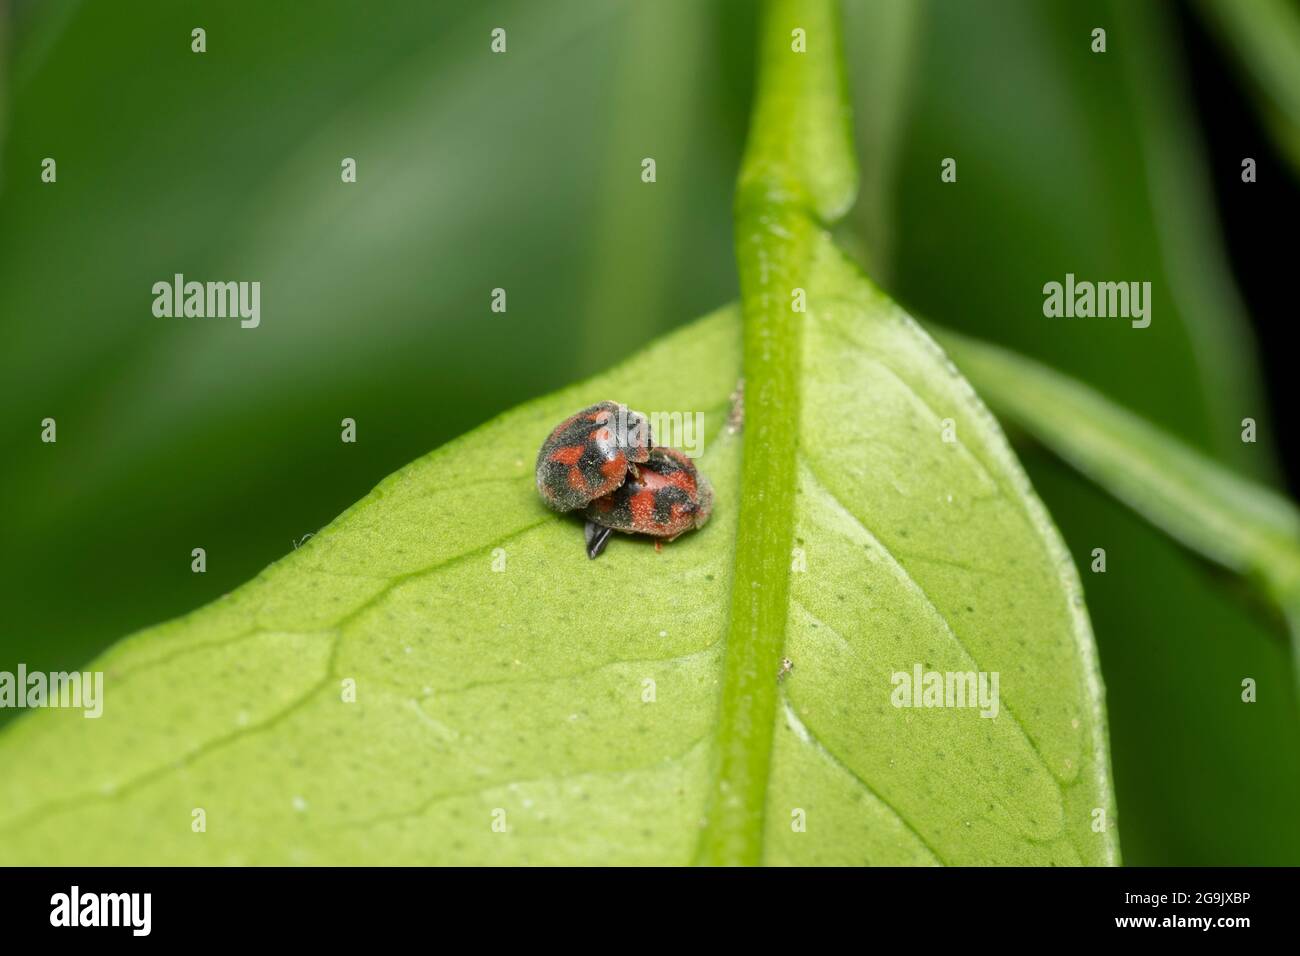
(585, 521, 614, 560)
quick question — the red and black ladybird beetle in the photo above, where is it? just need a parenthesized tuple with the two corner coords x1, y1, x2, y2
(535, 401, 654, 513)
(581, 447, 713, 558)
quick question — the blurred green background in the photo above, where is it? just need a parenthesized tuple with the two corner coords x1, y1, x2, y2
(2, 0, 1297, 865)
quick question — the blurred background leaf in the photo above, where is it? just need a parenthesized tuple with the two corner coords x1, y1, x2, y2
(2, 0, 1297, 865)
(1194, 0, 1300, 173)
(0, 0, 748, 680)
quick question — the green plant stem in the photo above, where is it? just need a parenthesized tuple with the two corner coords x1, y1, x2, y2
(695, 0, 856, 866)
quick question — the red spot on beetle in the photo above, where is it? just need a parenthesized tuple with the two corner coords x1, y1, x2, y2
(629, 489, 657, 526)
(549, 445, 584, 465)
(662, 469, 696, 494)
(601, 452, 626, 479)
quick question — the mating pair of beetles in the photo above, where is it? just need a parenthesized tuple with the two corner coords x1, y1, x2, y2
(535, 401, 713, 558)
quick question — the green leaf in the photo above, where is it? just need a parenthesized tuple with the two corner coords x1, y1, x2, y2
(0, 293, 1116, 865)
(935, 327, 1300, 664)
(0, 0, 1118, 866)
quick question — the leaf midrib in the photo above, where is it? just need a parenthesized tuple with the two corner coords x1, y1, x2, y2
(692, 0, 857, 865)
